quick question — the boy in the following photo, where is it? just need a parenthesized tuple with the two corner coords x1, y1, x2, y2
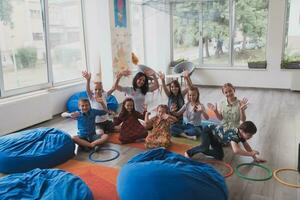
(62, 98, 108, 151)
(185, 121, 266, 162)
(82, 70, 115, 135)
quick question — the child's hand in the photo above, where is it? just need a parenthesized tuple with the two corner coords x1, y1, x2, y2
(250, 150, 259, 157)
(239, 98, 248, 111)
(207, 103, 217, 112)
(70, 112, 80, 119)
(143, 104, 148, 112)
(82, 70, 91, 80)
(158, 71, 165, 80)
(253, 156, 267, 163)
(170, 103, 177, 112)
(95, 96, 104, 104)
(195, 104, 205, 112)
(182, 70, 189, 78)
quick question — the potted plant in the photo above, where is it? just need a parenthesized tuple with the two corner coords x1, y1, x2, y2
(248, 60, 267, 69)
(281, 55, 300, 69)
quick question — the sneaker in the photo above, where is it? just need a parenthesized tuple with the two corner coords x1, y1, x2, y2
(184, 152, 190, 158)
(191, 152, 214, 160)
(180, 133, 197, 140)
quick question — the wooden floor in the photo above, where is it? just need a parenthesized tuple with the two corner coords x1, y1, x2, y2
(2, 86, 300, 200)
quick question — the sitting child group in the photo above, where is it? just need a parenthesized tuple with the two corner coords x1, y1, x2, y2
(62, 68, 266, 163)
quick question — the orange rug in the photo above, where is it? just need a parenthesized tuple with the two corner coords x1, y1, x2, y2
(56, 160, 119, 200)
(108, 132, 192, 155)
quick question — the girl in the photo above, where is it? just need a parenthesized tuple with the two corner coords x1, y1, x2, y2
(114, 71, 159, 113)
(158, 70, 193, 117)
(113, 98, 148, 144)
(144, 105, 177, 149)
(207, 83, 248, 131)
(170, 87, 209, 140)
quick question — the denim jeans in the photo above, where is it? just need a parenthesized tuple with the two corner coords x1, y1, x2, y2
(186, 126, 224, 160)
(170, 123, 203, 137)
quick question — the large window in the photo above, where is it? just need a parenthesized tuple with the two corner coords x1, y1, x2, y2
(172, 0, 269, 67)
(48, 0, 86, 83)
(0, 0, 87, 97)
(282, 0, 300, 68)
(0, 0, 48, 91)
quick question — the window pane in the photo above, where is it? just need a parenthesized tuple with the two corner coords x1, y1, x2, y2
(283, 0, 300, 66)
(48, 0, 86, 83)
(202, 0, 229, 65)
(0, 0, 48, 91)
(130, 1, 144, 64)
(233, 0, 268, 66)
(172, 2, 200, 63)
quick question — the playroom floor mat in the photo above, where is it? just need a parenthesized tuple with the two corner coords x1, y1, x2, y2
(56, 159, 119, 200)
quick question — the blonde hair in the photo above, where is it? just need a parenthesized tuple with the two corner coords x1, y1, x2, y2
(222, 83, 235, 93)
(187, 87, 200, 103)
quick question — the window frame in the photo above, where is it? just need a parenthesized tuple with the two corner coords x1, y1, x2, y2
(0, 0, 88, 98)
(170, 0, 269, 69)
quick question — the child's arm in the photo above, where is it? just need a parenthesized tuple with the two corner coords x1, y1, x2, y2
(239, 98, 248, 122)
(149, 74, 159, 92)
(158, 72, 171, 96)
(95, 96, 108, 111)
(113, 116, 123, 126)
(93, 109, 107, 117)
(171, 104, 186, 117)
(163, 114, 177, 124)
(207, 103, 223, 120)
(145, 112, 155, 128)
(182, 70, 193, 93)
(113, 72, 124, 91)
(61, 111, 80, 119)
(197, 104, 209, 120)
(82, 71, 93, 98)
(231, 141, 266, 162)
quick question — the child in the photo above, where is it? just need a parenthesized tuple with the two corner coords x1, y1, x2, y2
(170, 87, 209, 140)
(82, 70, 115, 135)
(144, 104, 177, 149)
(114, 71, 159, 113)
(185, 121, 266, 162)
(62, 98, 108, 151)
(207, 83, 248, 130)
(158, 70, 193, 119)
(113, 98, 148, 144)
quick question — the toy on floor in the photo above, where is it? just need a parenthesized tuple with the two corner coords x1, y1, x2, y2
(0, 168, 93, 200)
(0, 127, 75, 173)
(89, 148, 120, 162)
(117, 148, 228, 200)
(235, 162, 272, 181)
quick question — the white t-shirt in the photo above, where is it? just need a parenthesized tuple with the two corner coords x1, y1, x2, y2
(178, 102, 203, 126)
(120, 87, 145, 113)
(88, 91, 109, 123)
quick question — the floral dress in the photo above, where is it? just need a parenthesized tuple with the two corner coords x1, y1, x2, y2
(145, 116, 171, 149)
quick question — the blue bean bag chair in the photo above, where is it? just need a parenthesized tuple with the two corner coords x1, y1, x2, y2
(67, 91, 88, 112)
(0, 128, 75, 174)
(106, 95, 119, 112)
(117, 148, 228, 200)
(0, 168, 93, 200)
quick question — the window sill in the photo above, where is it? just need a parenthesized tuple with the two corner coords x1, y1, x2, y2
(195, 66, 268, 71)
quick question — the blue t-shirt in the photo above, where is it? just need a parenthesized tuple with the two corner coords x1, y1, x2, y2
(209, 125, 246, 145)
(77, 109, 106, 137)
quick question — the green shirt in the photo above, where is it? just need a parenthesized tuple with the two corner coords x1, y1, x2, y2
(219, 98, 240, 131)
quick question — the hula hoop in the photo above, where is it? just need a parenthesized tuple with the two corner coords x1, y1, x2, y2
(203, 160, 234, 178)
(89, 148, 120, 162)
(273, 168, 300, 188)
(235, 163, 272, 181)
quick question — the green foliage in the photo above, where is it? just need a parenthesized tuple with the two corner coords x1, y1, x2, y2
(0, 0, 13, 27)
(15, 47, 37, 69)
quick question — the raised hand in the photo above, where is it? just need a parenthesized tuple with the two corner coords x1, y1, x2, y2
(207, 103, 217, 112)
(158, 71, 165, 80)
(196, 104, 205, 112)
(143, 104, 148, 112)
(239, 98, 248, 111)
(182, 70, 189, 78)
(95, 96, 104, 104)
(82, 70, 91, 80)
(170, 103, 177, 112)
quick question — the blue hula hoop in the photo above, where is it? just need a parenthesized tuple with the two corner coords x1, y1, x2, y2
(89, 148, 120, 162)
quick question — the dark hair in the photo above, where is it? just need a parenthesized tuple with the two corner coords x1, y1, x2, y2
(132, 72, 149, 95)
(78, 98, 90, 105)
(169, 80, 183, 96)
(119, 98, 138, 119)
(222, 83, 235, 94)
(238, 121, 257, 135)
(188, 87, 200, 103)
